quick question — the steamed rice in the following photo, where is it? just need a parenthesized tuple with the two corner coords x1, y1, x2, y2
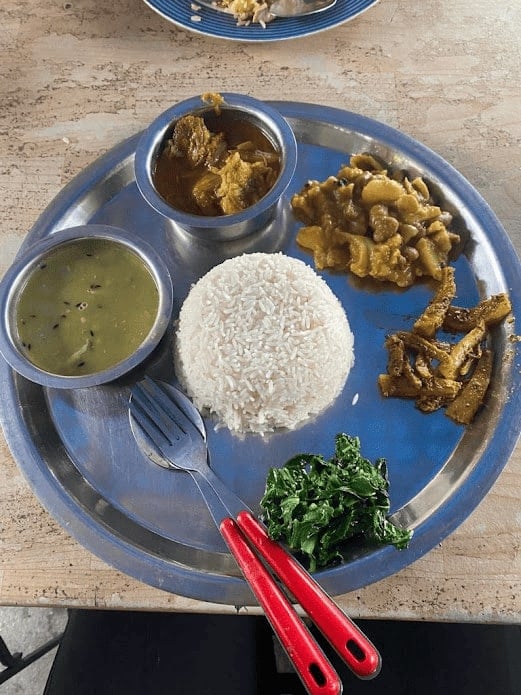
(174, 252, 354, 435)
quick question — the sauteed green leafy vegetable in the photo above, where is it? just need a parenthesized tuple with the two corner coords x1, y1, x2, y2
(261, 434, 412, 571)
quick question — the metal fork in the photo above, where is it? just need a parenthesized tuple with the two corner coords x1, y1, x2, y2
(130, 378, 250, 522)
(130, 377, 381, 694)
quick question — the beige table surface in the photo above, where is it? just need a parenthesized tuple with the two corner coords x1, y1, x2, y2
(0, 0, 520, 622)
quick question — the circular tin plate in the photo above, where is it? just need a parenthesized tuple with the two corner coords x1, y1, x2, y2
(1, 102, 520, 605)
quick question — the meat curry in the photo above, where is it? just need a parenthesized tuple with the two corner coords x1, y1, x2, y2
(153, 112, 280, 217)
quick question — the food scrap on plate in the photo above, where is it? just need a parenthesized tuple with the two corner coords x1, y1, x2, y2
(193, 0, 275, 27)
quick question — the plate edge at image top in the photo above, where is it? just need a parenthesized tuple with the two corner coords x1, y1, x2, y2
(141, 0, 380, 42)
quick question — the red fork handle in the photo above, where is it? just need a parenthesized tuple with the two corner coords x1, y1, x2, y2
(236, 510, 381, 680)
(220, 517, 342, 695)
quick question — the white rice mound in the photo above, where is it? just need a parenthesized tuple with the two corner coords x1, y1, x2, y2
(174, 252, 355, 435)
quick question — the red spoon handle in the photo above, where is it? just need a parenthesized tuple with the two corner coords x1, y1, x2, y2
(236, 510, 381, 679)
(220, 516, 342, 695)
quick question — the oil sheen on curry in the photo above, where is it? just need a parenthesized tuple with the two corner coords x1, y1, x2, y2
(153, 111, 281, 216)
(15, 238, 159, 376)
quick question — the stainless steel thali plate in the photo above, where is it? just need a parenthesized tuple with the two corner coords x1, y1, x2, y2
(1, 102, 520, 605)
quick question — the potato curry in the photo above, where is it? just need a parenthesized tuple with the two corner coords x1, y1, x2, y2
(291, 153, 461, 288)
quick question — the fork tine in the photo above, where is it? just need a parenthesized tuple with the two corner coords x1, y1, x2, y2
(139, 377, 200, 440)
(131, 382, 185, 444)
(129, 397, 172, 451)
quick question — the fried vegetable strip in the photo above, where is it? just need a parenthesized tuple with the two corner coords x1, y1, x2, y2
(437, 322, 486, 380)
(445, 349, 493, 425)
(443, 293, 512, 332)
(394, 331, 451, 366)
(385, 335, 406, 376)
(413, 266, 456, 338)
(378, 278, 512, 425)
(378, 374, 461, 399)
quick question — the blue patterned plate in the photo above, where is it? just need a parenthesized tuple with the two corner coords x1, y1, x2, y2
(143, 0, 379, 41)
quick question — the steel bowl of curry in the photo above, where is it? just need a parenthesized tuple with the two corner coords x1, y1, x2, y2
(134, 92, 298, 242)
(0, 224, 173, 389)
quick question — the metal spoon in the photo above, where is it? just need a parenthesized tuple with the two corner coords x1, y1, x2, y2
(269, 0, 337, 17)
(195, 0, 337, 18)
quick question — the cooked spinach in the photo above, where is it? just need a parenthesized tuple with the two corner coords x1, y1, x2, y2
(261, 433, 412, 571)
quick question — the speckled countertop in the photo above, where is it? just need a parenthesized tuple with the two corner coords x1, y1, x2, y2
(0, 0, 520, 622)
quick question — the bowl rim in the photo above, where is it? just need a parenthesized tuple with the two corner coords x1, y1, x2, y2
(134, 92, 298, 229)
(0, 224, 173, 389)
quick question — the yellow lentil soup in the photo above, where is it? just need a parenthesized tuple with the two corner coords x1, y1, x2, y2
(15, 237, 159, 376)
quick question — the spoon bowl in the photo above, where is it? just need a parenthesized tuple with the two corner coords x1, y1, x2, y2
(269, 0, 337, 17)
